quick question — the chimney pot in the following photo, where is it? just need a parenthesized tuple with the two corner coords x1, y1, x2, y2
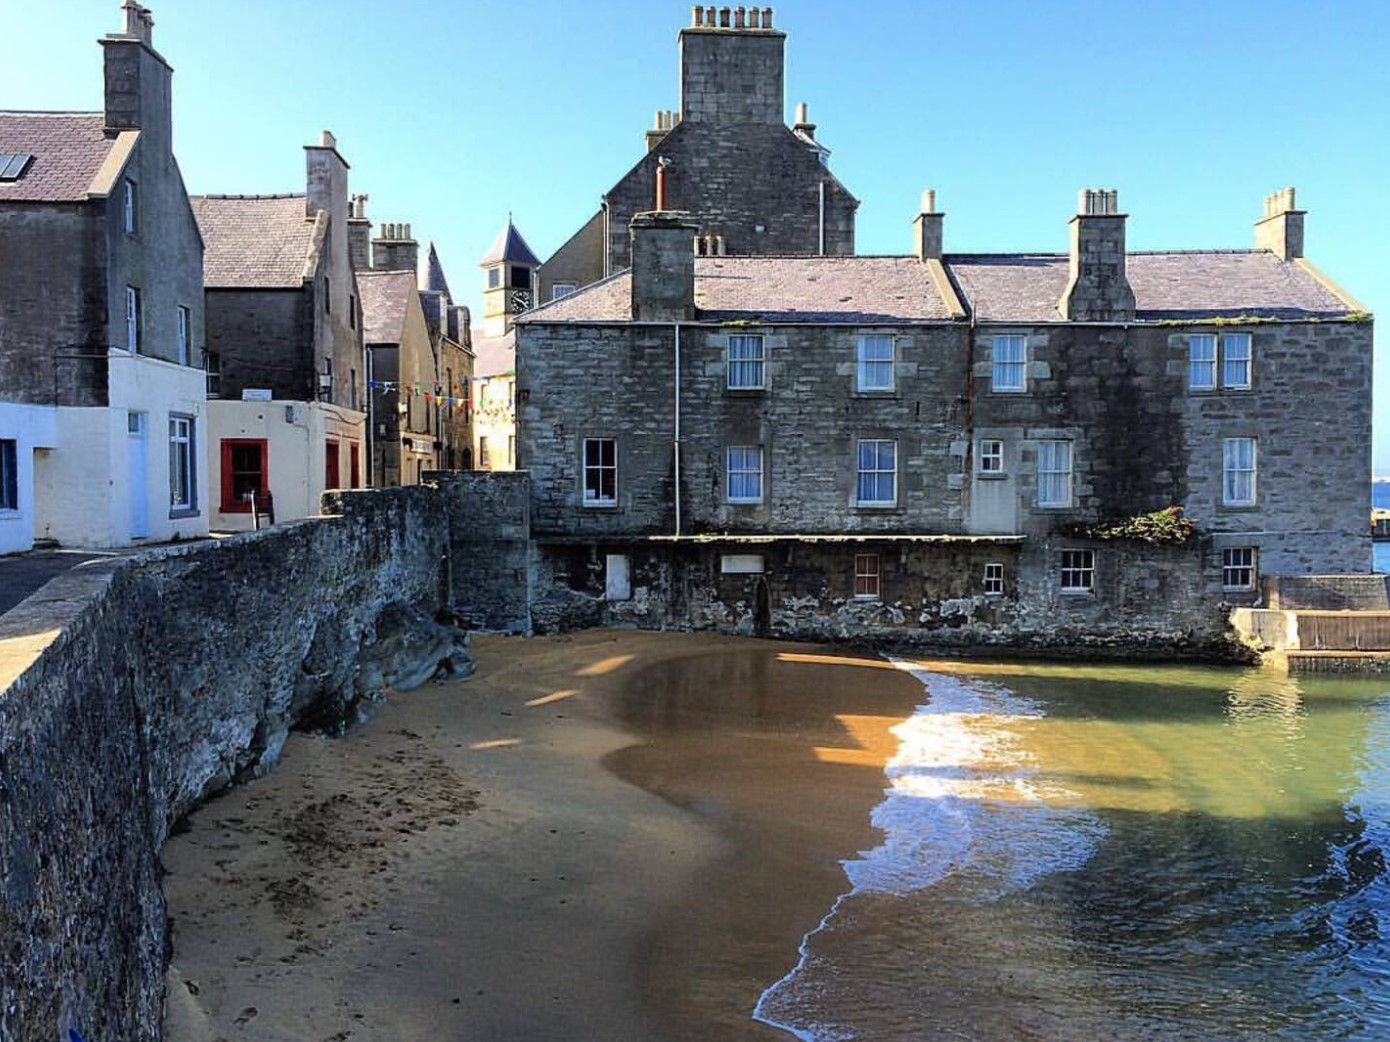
(763, 7, 773, 28)
(795, 101, 808, 124)
(735, 6, 745, 28)
(320, 130, 336, 149)
(720, 6, 730, 27)
(692, 4, 702, 26)
(922, 188, 936, 214)
(705, 6, 715, 26)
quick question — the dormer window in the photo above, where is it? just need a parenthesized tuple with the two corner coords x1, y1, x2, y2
(123, 179, 138, 235)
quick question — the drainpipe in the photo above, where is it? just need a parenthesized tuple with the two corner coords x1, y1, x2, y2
(365, 347, 375, 487)
(818, 180, 826, 255)
(962, 306, 976, 517)
(673, 322, 682, 537)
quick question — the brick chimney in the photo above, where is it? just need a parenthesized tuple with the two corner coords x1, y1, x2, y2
(1058, 189, 1135, 322)
(1254, 186, 1305, 261)
(913, 189, 943, 262)
(372, 222, 419, 273)
(101, 3, 172, 150)
(680, 6, 785, 124)
(347, 193, 371, 272)
(630, 211, 699, 321)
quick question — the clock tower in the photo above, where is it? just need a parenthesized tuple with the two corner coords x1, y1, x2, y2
(480, 216, 541, 337)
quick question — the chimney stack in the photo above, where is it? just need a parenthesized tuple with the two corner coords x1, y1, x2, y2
(913, 189, 944, 262)
(347, 193, 371, 272)
(305, 130, 349, 221)
(372, 221, 419, 274)
(102, 2, 171, 145)
(680, 6, 785, 124)
(630, 211, 700, 321)
(1254, 186, 1305, 262)
(1058, 188, 1135, 322)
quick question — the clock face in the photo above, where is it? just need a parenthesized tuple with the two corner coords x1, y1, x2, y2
(510, 289, 532, 312)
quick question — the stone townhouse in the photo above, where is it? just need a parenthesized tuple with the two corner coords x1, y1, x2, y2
(190, 132, 367, 528)
(537, 6, 858, 304)
(0, 2, 208, 552)
(354, 213, 474, 486)
(515, 191, 1371, 652)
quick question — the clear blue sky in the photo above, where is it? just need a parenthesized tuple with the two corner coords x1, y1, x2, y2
(7, 1, 1389, 469)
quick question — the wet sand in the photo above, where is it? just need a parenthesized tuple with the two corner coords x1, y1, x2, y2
(161, 630, 924, 1041)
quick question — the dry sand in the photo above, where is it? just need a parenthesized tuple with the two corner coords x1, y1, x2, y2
(161, 629, 924, 1041)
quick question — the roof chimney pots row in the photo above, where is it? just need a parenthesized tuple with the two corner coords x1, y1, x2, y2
(653, 109, 681, 131)
(378, 222, 412, 241)
(1263, 186, 1298, 217)
(1079, 188, 1120, 216)
(691, 5, 773, 28)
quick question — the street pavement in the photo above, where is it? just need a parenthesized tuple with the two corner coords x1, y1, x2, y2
(0, 551, 114, 617)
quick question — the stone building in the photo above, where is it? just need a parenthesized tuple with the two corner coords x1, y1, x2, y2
(471, 218, 540, 472)
(190, 132, 367, 529)
(0, 1, 208, 551)
(536, 6, 857, 304)
(354, 213, 474, 486)
(515, 189, 1372, 652)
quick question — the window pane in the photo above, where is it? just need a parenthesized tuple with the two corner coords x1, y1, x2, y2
(1222, 333, 1251, 389)
(856, 336, 894, 391)
(1189, 334, 1217, 390)
(992, 335, 1026, 391)
(728, 335, 765, 389)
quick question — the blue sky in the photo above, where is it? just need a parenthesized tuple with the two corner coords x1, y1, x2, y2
(7, 1, 1389, 469)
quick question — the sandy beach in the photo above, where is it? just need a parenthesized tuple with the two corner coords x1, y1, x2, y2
(161, 629, 924, 1041)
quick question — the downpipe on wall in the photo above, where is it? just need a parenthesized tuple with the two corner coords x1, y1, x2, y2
(674, 322, 682, 537)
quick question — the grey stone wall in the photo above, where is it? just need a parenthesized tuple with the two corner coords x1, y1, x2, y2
(0, 478, 517, 1042)
(534, 537, 1235, 657)
(0, 205, 107, 405)
(521, 321, 968, 538)
(537, 209, 606, 305)
(602, 121, 856, 273)
(205, 288, 312, 400)
(433, 471, 532, 632)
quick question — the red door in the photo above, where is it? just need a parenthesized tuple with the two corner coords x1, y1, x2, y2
(325, 439, 340, 490)
(349, 442, 361, 489)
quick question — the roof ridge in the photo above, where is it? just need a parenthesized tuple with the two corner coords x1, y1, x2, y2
(192, 192, 306, 201)
(0, 109, 103, 117)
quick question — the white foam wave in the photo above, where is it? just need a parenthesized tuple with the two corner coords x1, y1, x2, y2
(754, 657, 1107, 1040)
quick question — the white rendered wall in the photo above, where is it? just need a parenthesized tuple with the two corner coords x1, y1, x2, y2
(0, 403, 58, 555)
(208, 399, 364, 532)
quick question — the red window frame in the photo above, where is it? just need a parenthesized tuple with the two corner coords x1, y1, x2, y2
(325, 439, 340, 490)
(220, 438, 267, 513)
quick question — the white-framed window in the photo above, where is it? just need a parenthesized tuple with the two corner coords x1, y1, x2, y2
(726, 445, 763, 503)
(1189, 332, 1253, 392)
(479, 436, 490, 469)
(854, 554, 880, 599)
(168, 414, 195, 513)
(0, 439, 16, 511)
(582, 437, 617, 506)
(983, 562, 1004, 596)
(1036, 440, 1073, 508)
(991, 334, 1026, 392)
(1060, 549, 1094, 594)
(123, 179, 137, 235)
(551, 283, 577, 301)
(125, 286, 141, 352)
(727, 334, 765, 390)
(177, 305, 190, 366)
(855, 439, 897, 506)
(1222, 547, 1257, 591)
(720, 554, 765, 574)
(1222, 437, 1257, 506)
(1188, 334, 1217, 390)
(487, 267, 500, 289)
(856, 334, 895, 392)
(1222, 333, 1252, 390)
(206, 351, 221, 398)
(979, 439, 1004, 475)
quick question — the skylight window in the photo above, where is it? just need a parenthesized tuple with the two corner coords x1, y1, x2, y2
(0, 153, 34, 181)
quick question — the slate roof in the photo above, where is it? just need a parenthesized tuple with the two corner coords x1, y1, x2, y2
(420, 242, 452, 297)
(190, 194, 318, 289)
(0, 112, 117, 202)
(480, 219, 540, 267)
(473, 329, 515, 378)
(522, 250, 1357, 325)
(523, 255, 955, 324)
(357, 269, 416, 345)
(945, 250, 1353, 322)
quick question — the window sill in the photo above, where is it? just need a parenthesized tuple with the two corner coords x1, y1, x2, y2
(976, 472, 1008, 481)
(169, 508, 200, 520)
(581, 501, 619, 510)
(853, 503, 900, 511)
(727, 499, 764, 507)
(1219, 503, 1259, 511)
(724, 387, 766, 397)
(853, 388, 898, 397)
(0, 510, 20, 520)
(990, 387, 1028, 394)
(1059, 588, 1094, 597)
(1032, 504, 1074, 512)
(853, 595, 880, 602)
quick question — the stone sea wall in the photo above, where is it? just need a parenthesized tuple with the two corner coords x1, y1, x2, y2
(0, 481, 503, 1042)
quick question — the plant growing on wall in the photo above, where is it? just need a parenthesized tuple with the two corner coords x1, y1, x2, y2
(1061, 506, 1196, 544)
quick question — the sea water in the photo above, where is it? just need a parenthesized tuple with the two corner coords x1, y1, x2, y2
(755, 660, 1390, 1041)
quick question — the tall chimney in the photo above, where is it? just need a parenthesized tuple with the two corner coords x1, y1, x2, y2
(1253, 186, 1305, 261)
(630, 211, 699, 321)
(101, 2, 171, 149)
(913, 188, 943, 262)
(347, 193, 371, 272)
(305, 130, 350, 221)
(1058, 188, 1135, 322)
(679, 6, 785, 124)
